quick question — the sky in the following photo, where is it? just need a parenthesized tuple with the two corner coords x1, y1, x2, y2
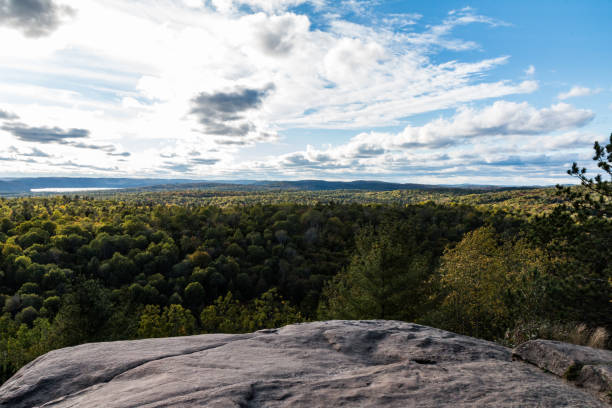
(0, 0, 610, 185)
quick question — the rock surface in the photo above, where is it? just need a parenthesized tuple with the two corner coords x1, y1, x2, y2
(513, 339, 612, 397)
(0, 320, 609, 407)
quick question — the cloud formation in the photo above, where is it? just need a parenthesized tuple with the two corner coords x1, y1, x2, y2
(0, 0, 74, 37)
(1, 121, 127, 156)
(400, 6, 509, 52)
(191, 84, 275, 139)
(0, 2, 605, 183)
(385, 101, 595, 147)
(253, 13, 307, 56)
(191, 158, 220, 165)
(68, 141, 114, 151)
(269, 101, 595, 172)
(0, 156, 36, 163)
(162, 162, 194, 173)
(21, 147, 50, 157)
(2, 123, 89, 143)
(0, 109, 18, 120)
(558, 86, 601, 100)
(57, 160, 118, 172)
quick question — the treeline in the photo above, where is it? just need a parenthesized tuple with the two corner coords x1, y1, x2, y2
(1, 137, 610, 384)
(71, 186, 561, 215)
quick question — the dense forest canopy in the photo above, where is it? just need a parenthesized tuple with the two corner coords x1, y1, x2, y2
(0, 136, 610, 384)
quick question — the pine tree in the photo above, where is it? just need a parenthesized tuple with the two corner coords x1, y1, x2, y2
(317, 225, 429, 321)
(532, 133, 612, 325)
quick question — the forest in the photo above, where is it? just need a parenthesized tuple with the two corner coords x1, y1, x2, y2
(0, 136, 610, 384)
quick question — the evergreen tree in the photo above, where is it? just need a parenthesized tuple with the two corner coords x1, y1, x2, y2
(560, 133, 611, 219)
(531, 133, 612, 326)
(317, 225, 429, 321)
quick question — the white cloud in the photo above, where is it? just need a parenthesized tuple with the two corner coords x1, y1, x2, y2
(250, 100, 595, 179)
(274, 101, 594, 164)
(558, 86, 602, 100)
(387, 101, 594, 147)
(322, 37, 387, 84)
(519, 131, 598, 152)
(0, 2, 581, 182)
(413, 7, 509, 51)
(1, 3, 537, 144)
(235, 143, 584, 185)
(525, 65, 535, 75)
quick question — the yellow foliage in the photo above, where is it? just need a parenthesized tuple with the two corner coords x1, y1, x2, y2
(435, 226, 548, 339)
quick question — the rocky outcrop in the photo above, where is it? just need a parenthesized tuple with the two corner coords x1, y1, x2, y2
(513, 339, 612, 399)
(0, 320, 609, 407)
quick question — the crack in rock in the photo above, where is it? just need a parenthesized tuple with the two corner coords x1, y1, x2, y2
(39, 341, 234, 407)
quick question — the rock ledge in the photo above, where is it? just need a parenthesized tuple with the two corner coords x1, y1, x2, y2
(513, 339, 612, 400)
(0, 320, 609, 407)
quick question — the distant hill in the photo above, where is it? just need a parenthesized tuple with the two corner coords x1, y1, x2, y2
(248, 180, 539, 191)
(0, 177, 531, 196)
(0, 178, 198, 195)
(251, 180, 430, 191)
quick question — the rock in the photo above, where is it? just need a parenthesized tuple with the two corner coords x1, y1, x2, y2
(0, 320, 609, 407)
(513, 339, 612, 398)
(512, 339, 612, 377)
(578, 365, 612, 393)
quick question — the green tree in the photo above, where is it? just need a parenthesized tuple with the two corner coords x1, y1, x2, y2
(226, 243, 245, 258)
(98, 252, 137, 287)
(0, 313, 18, 382)
(561, 133, 611, 219)
(531, 133, 611, 325)
(200, 289, 303, 334)
(200, 292, 243, 333)
(247, 288, 303, 331)
(317, 225, 429, 321)
(162, 304, 196, 337)
(184, 282, 205, 309)
(137, 305, 164, 338)
(137, 304, 196, 338)
(15, 306, 38, 326)
(52, 279, 112, 345)
(42, 296, 61, 317)
(1, 317, 54, 383)
(188, 250, 211, 268)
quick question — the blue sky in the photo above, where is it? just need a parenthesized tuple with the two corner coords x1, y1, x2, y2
(0, 0, 610, 184)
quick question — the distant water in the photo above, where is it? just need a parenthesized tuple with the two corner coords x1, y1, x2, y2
(30, 188, 121, 192)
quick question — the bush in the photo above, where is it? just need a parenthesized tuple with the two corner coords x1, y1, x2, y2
(503, 319, 611, 349)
